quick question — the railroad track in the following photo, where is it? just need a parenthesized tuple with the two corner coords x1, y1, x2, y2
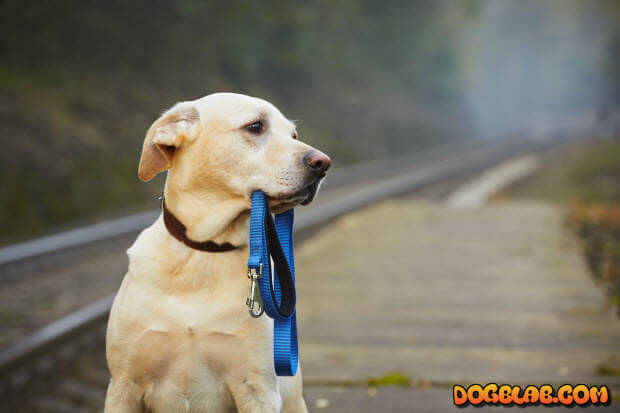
(0, 133, 575, 412)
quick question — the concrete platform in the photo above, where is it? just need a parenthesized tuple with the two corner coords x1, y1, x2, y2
(295, 198, 620, 410)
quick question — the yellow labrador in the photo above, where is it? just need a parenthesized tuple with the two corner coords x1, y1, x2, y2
(105, 93, 330, 412)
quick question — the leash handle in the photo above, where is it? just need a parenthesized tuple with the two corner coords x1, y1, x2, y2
(247, 191, 299, 376)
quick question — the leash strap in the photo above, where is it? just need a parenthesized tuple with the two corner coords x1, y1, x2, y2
(247, 191, 298, 376)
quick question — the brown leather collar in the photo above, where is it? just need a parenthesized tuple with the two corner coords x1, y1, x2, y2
(162, 200, 240, 253)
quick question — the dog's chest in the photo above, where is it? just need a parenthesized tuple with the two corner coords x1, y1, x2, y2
(115, 290, 275, 410)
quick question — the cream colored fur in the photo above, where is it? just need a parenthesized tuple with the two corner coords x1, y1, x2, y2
(105, 93, 328, 412)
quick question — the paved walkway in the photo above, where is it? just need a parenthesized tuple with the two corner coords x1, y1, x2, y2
(295, 198, 620, 411)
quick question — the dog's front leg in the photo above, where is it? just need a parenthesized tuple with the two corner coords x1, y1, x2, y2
(104, 378, 144, 413)
(227, 374, 282, 413)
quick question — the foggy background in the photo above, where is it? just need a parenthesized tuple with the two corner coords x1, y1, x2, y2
(1, 0, 618, 244)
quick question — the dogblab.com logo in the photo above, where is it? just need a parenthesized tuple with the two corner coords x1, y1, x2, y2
(453, 383, 611, 407)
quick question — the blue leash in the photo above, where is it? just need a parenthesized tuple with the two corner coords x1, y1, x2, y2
(246, 191, 298, 376)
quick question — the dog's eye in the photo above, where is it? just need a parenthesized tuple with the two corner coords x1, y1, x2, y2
(292, 132, 298, 140)
(245, 121, 263, 134)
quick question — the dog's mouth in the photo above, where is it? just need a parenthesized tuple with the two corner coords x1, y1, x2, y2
(296, 176, 323, 206)
(269, 174, 325, 211)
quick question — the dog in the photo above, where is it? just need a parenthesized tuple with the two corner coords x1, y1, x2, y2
(105, 93, 330, 412)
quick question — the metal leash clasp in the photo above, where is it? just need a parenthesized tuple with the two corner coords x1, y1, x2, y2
(246, 263, 264, 318)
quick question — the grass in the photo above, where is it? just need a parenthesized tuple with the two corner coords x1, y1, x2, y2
(597, 364, 620, 377)
(502, 140, 620, 204)
(1, 1, 468, 246)
(367, 372, 411, 387)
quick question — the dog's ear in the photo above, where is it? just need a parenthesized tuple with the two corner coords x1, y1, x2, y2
(138, 103, 201, 182)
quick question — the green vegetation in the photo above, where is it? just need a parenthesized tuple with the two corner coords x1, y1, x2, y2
(597, 363, 620, 377)
(367, 372, 411, 387)
(0, 1, 473, 244)
(1, 1, 618, 244)
(502, 141, 620, 204)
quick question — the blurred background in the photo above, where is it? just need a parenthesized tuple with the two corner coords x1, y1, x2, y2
(1, 0, 618, 244)
(1, 1, 620, 411)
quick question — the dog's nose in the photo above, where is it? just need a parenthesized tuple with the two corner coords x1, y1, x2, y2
(303, 150, 331, 174)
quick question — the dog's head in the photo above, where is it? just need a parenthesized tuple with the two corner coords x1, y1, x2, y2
(138, 93, 331, 215)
